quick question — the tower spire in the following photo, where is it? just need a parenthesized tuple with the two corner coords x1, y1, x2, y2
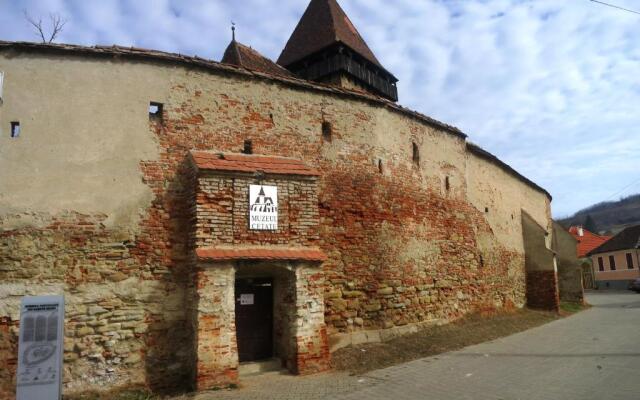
(277, 0, 398, 101)
(231, 21, 236, 42)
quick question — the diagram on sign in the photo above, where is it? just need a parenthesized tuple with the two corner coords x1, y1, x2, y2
(17, 300, 63, 390)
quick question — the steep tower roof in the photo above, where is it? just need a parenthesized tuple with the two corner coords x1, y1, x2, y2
(276, 0, 398, 101)
(222, 39, 293, 77)
(277, 0, 383, 69)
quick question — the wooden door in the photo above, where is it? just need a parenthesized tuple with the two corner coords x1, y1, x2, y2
(235, 278, 273, 362)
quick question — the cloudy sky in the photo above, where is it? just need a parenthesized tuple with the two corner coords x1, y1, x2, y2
(1, 0, 639, 217)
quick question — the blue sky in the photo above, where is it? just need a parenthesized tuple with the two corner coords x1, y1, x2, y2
(1, 0, 639, 217)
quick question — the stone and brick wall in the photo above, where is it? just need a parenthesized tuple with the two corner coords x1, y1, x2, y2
(0, 47, 554, 396)
(189, 158, 329, 389)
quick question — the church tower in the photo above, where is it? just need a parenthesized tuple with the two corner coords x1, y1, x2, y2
(278, 0, 398, 101)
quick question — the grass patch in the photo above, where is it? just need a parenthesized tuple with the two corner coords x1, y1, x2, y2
(560, 301, 590, 315)
(332, 308, 560, 374)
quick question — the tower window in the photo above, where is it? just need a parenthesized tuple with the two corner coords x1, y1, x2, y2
(10, 121, 20, 138)
(322, 121, 332, 142)
(149, 102, 163, 120)
(243, 139, 253, 155)
(378, 159, 383, 174)
(445, 176, 450, 191)
(412, 142, 419, 166)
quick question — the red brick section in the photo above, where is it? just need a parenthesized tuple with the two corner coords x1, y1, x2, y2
(191, 162, 330, 388)
(190, 151, 320, 176)
(196, 247, 327, 262)
(526, 271, 560, 311)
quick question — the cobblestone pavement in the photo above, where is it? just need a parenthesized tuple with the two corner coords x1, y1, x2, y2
(186, 291, 640, 400)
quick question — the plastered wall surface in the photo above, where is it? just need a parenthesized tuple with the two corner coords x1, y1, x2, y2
(592, 250, 640, 281)
(0, 50, 552, 396)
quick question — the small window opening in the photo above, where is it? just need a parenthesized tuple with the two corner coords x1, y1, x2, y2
(10, 121, 20, 138)
(378, 159, 383, 174)
(485, 207, 489, 213)
(479, 255, 484, 268)
(149, 102, 163, 120)
(412, 142, 420, 166)
(445, 176, 450, 191)
(322, 121, 332, 142)
(243, 139, 253, 155)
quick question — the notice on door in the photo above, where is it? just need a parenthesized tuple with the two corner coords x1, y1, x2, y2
(249, 185, 278, 230)
(240, 294, 254, 305)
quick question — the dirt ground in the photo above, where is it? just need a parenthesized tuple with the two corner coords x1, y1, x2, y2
(331, 307, 568, 375)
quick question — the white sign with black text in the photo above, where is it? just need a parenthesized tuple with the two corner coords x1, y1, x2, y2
(16, 295, 64, 400)
(249, 185, 278, 230)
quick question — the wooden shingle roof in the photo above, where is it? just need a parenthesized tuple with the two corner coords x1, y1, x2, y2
(277, 0, 384, 69)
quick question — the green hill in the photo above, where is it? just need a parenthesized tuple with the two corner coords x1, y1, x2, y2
(558, 194, 640, 235)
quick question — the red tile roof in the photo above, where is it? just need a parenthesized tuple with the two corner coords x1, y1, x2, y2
(585, 224, 640, 256)
(197, 247, 327, 262)
(221, 40, 293, 78)
(190, 151, 320, 176)
(568, 226, 612, 258)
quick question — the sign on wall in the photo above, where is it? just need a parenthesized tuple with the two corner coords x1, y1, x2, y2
(249, 185, 278, 230)
(16, 295, 64, 400)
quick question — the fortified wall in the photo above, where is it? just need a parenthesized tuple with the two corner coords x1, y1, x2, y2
(0, 42, 553, 396)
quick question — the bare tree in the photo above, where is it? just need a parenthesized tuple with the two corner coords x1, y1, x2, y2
(24, 11, 67, 44)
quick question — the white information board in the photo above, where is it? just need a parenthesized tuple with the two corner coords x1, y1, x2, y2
(16, 295, 64, 400)
(249, 185, 278, 230)
(240, 294, 254, 305)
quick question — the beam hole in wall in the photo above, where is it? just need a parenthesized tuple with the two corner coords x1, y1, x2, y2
(243, 139, 253, 155)
(321, 121, 332, 142)
(149, 102, 163, 121)
(412, 142, 420, 166)
(10, 121, 20, 138)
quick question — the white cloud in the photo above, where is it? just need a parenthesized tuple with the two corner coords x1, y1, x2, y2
(1, 0, 639, 217)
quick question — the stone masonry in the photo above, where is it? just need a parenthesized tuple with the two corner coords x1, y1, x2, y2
(0, 42, 555, 397)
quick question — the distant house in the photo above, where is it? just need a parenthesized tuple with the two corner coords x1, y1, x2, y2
(568, 226, 612, 288)
(587, 225, 640, 290)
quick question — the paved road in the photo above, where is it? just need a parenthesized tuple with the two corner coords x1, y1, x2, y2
(191, 291, 640, 400)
